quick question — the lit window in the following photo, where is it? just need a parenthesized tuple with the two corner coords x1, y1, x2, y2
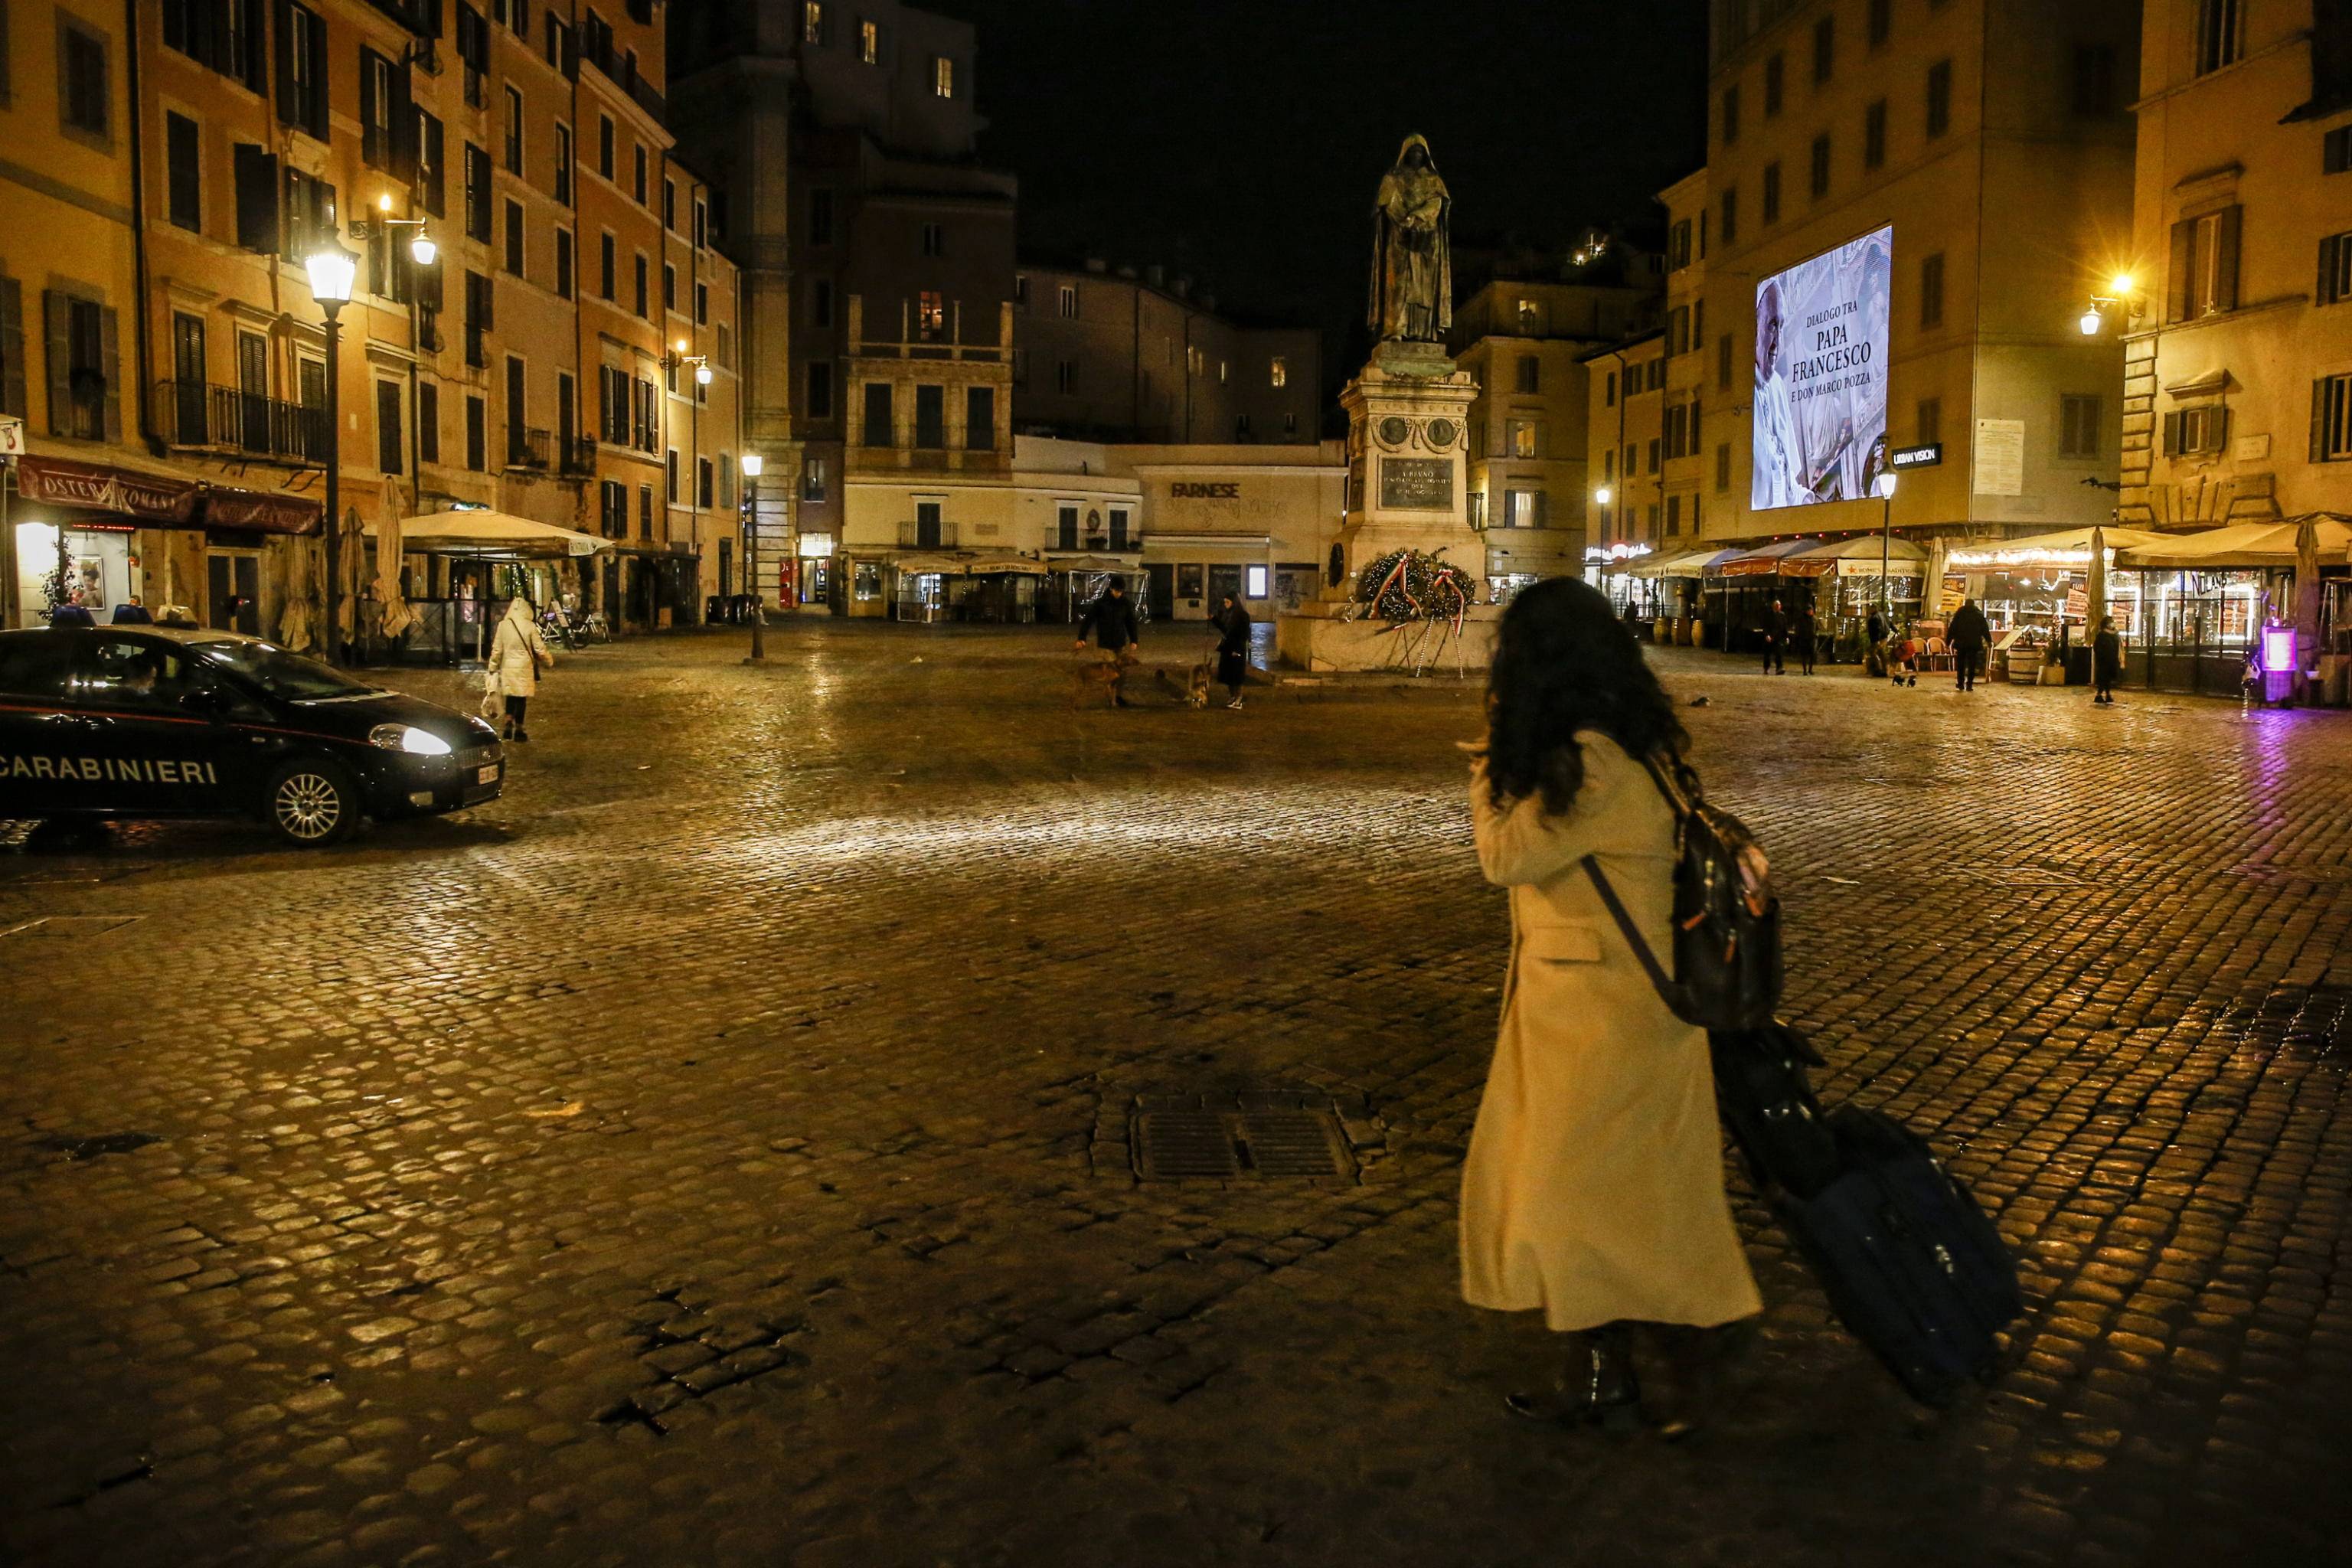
(802, 2, 825, 44)
(933, 55, 954, 97)
(1057, 283, 1077, 318)
(1270, 355, 1288, 388)
(860, 19, 879, 63)
(917, 290, 945, 340)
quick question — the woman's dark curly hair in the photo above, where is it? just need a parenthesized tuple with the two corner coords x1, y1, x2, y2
(1485, 577, 1687, 817)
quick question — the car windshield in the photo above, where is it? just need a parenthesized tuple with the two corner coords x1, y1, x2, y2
(189, 639, 381, 702)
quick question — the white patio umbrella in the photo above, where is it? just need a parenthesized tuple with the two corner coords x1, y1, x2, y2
(2294, 514, 2323, 682)
(278, 533, 318, 652)
(400, 509, 615, 559)
(2086, 524, 2109, 635)
(376, 482, 416, 639)
(337, 504, 367, 643)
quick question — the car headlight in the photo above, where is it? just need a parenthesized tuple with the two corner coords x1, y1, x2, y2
(370, 724, 454, 756)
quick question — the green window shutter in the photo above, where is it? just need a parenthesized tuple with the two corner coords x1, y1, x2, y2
(273, 0, 298, 127)
(99, 305, 122, 444)
(2313, 380, 2331, 462)
(2167, 220, 2194, 322)
(2215, 206, 2242, 312)
(0, 277, 25, 420)
(2161, 409, 2180, 456)
(42, 290, 71, 436)
(2320, 235, 2339, 305)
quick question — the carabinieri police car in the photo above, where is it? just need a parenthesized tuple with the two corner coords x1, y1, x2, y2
(0, 623, 503, 846)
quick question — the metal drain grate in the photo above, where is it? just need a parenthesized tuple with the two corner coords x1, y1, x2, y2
(1, 916, 143, 938)
(1132, 1096, 1357, 1182)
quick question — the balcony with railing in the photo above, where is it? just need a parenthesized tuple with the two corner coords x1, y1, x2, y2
(508, 427, 551, 469)
(153, 380, 326, 465)
(898, 520, 961, 549)
(1049, 521, 1142, 554)
(560, 436, 597, 477)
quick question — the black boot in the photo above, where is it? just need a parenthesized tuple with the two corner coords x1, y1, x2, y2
(1505, 1322, 1640, 1427)
(1640, 1322, 1736, 1442)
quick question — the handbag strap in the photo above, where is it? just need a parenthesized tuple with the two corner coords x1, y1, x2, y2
(1580, 853, 1677, 1008)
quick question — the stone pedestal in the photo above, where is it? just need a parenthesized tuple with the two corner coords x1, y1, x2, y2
(1278, 341, 1496, 672)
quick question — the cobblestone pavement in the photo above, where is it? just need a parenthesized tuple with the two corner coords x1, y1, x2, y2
(4, 622, 2351, 1567)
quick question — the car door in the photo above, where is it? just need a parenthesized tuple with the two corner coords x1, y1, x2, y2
(0, 635, 86, 816)
(68, 635, 234, 816)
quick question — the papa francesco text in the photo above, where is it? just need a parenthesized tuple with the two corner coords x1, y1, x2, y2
(1791, 300, 1873, 384)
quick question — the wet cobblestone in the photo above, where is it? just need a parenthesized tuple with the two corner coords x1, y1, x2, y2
(4, 624, 2351, 1566)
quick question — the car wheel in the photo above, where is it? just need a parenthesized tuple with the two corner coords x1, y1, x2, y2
(264, 758, 360, 847)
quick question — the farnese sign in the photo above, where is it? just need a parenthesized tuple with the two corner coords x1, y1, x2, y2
(1378, 457, 1452, 511)
(1170, 482, 1240, 500)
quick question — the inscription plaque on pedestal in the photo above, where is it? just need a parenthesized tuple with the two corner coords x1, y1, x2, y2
(1380, 458, 1452, 511)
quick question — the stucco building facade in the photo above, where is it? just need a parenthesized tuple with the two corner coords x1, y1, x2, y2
(2119, 0, 2352, 529)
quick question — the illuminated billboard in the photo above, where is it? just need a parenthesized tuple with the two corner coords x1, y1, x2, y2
(1752, 224, 1893, 509)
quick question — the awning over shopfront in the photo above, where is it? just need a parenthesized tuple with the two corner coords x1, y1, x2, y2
(202, 486, 321, 534)
(399, 510, 612, 558)
(11, 453, 201, 525)
(1044, 554, 1141, 573)
(1787, 534, 1929, 577)
(1717, 538, 1830, 577)
(1948, 524, 2174, 569)
(1628, 547, 1742, 579)
(2115, 516, 2352, 570)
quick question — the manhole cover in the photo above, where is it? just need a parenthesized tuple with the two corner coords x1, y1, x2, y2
(1131, 1094, 1359, 1182)
(2, 916, 143, 938)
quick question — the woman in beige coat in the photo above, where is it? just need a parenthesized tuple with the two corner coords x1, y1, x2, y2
(1461, 577, 1759, 1436)
(489, 596, 554, 741)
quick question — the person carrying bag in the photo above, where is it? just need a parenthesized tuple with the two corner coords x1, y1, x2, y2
(489, 596, 554, 741)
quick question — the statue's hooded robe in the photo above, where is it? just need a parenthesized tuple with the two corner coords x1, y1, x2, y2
(1369, 134, 1452, 342)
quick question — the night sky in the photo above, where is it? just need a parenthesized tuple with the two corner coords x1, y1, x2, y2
(933, 0, 1712, 377)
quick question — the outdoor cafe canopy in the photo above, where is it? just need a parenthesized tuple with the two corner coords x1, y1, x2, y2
(1716, 537, 1830, 577)
(398, 510, 614, 559)
(2114, 516, 2352, 570)
(1947, 524, 2174, 570)
(1628, 547, 1743, 579)
(1786, 534, 1929, 577)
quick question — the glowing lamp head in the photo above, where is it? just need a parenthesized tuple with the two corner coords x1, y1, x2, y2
(739, 454, 763, 479)
(2110, 272, 2135, 296)
(378, 193, 394, 214)
(305, 241, 360, 306)
(1595, 485, 1614, 506)
(410, 232, 438, 267)
(2079, 307, 2104, 336)
(1875, 472, 1899, 500)
(695, 364, 714, 386)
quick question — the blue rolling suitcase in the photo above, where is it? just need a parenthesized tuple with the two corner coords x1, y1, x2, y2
(1780, 1106, 2024, 1406)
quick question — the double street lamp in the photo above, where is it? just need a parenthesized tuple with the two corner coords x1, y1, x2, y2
(305, 240, 360, 665)
(738, 454, 766, 665)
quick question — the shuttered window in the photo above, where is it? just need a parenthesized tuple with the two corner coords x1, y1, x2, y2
(275, 2, 328, 139)
(2167, 207, 2241, 321)
(0, 277, 28, 420)
(59, 19, 109, 142)
(1865, 100, 1887, 169)
(2318, 231, 2352, 305)
(418, 381, 440, 465)
(234, 143, 279, 251)
(2060, 394, 2102, 459)
(2312, 376, 2352, 462)
(167, 113, 203, 232)
(1920, 253, 1945, 328)
(43, 290, 120, 442)
(1926, 59, 1952, 138)
(2164, 405, 2230, 457)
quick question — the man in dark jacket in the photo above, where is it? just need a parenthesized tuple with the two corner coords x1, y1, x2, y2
(2092, 614, 2124, 705)
(1075, 580, 1142, 707)
(1761, 599, 1787, 675)
(1794, 599, 1817, 674)
(1213, 593, 1252, 710)
(1947, 597, 1992, 691)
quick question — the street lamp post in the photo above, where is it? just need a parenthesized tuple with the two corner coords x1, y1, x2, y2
(1874, 469, 1899, 626)
(739, 454, 766, 665)
(305, 242, 360, 665)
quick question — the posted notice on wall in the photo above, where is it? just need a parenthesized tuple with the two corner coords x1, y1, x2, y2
(1973, 419, 2025, 497)
(1751, 225, 1893, 510)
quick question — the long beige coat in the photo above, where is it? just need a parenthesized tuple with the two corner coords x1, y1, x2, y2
(491, 603, 553, 698)
(1459, 732, 1762, 1332)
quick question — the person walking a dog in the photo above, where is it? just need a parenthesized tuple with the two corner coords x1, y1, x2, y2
(1214, 591, 1252, 710)
(1074, 580, 1142, 707)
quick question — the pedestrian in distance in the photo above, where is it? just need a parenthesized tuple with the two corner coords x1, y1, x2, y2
(1462, 577, 1762, 1439)
(1073, 579, 1142, 707)
(490, 593, 555, 741)
(1762, 598, 1788, 675)
(2092, 614, 2124, 705)
(1795, 599, 1817, 674)
(1947, 597, 1991, 692)
(1214, 591, 1252, 710)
